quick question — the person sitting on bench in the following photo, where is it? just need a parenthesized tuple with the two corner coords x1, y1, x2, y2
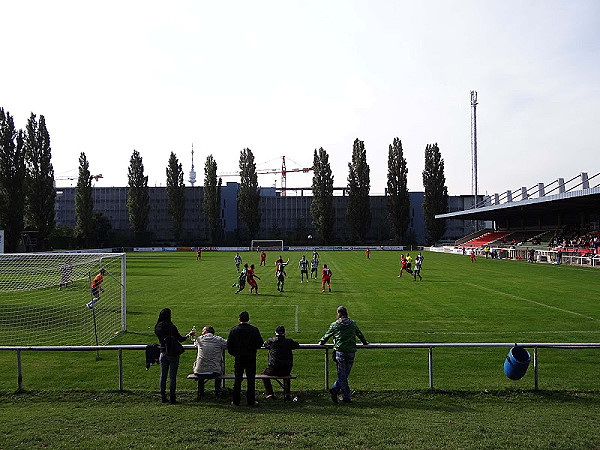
(193, 326, 228, 396)
(261, 325, 300, 401)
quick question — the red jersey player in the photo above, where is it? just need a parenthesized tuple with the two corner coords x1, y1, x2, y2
(247, 264, 261, 294)
(471, 249, 476, 262)
(260, 251, 266, 266)
(196, 247, 202, 261)
(321, 264, 332, 292)
(366, 248, 370, 259)
(398, 254, 408, 278)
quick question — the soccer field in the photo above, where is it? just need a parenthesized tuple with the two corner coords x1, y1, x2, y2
(3, 249, 598, 392)
(1, 250, 599, 449)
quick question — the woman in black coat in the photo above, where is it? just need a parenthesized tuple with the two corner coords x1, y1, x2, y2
(154, 308, 193, 404)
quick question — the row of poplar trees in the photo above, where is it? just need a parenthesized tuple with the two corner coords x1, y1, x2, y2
(120, 141, 449, 245)
(310, 138, 448, 245)
(1, 103, 449, 250)
(0, 108, 56, 252)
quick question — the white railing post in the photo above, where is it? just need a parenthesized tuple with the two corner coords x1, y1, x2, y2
(325, 348, 329, 391)
(534, 347, 538, 390)
(428, 347, 434, 390)
(119, 349, 124, 391)
(17, 349, 22, 392)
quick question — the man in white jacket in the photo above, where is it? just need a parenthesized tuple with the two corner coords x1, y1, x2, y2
(192, 326, 228, 396)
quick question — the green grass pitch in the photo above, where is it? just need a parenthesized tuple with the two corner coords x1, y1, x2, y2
(0, 250, 599, 448)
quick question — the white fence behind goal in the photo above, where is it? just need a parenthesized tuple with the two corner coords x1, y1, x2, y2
(0, 253, 126, 346)
(250, 240, 284, 251)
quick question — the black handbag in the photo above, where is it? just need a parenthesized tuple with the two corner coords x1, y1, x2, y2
(165, 325, 185, 356)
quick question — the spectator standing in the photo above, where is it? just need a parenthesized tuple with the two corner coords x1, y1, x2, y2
(192, 326, 228, 397)
(319, 306, 368, 403)
(261, 325, 300, 401)
(227, 311, 264, 406)
(154, 308, 194, 404)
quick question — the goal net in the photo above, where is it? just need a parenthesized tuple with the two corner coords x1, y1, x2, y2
(250, 240, 284, 251)
(0, 252, 126, 346)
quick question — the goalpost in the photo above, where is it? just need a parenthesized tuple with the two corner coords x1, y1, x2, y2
(0, 252, 126, 346)
(250, 240, 284, 251)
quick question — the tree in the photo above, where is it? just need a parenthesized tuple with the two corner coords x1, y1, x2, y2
(126, 149, 150, 237)
(203, 155, 223, 243)
(346, 138, 371, 242)
(422, 143, 449, 244)
(93, 211, 111, 247)
(74, 152, 94, 247)
(237, 148, 261, 239)
(166, 152, 186, 241)
(0, 108, 26, 252)
(24, 113, 55, 250)
(310, 147, 335, 243)
(386, 137, 411, 243)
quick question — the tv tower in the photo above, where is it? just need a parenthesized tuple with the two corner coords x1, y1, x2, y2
(189, 143, 197, 186)
(470, 91, 478, 206)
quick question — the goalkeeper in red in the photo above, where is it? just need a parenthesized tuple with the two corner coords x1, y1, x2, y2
(322, 264, 332, 293)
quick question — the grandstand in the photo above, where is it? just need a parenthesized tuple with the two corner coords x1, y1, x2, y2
(437, 171, 600, 262)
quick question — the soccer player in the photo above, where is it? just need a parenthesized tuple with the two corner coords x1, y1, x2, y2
(59, 258, 73, 290)
(310, 254, 319, 279)
(86, 268, 105, 309)
(322, 264, 332, 292)
(276, 259, 288, 292)
(366, 248, 370, 260)
(260, 250, 266, 266)
(405, 253, 413, 274)
(234, 253, 242, 272)
(413, 253, 424, 281)
(312, 249, 320, 260)
(233, 264, 248, 294)
(398, 254, 407, 278)
(196, 247, 202, 261)
(471, 249, 476, 263)
(298, 255, 309, 282)
(247, 264, 261, 294)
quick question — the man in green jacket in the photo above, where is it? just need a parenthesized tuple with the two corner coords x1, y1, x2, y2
(318, 306, 369, 403)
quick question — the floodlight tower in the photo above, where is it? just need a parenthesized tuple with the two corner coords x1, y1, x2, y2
(470, 90, 478, 207)
(471, 90, 479, 232)
(189, 143, 197, 186)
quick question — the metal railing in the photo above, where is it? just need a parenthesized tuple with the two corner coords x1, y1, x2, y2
(2, 342, 599, 393)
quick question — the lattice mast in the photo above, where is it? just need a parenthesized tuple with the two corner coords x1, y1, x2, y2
(471, 91, 478, 208)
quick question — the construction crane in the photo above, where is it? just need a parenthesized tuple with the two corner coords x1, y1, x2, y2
(55, 174, 103, 185)
(219, 156, 313, 196)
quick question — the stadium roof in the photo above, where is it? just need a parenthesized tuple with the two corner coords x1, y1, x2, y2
(436, 187, 600, 221)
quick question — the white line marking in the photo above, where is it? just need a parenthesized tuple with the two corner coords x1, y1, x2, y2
(295, 305, 299, 333)
(464, 282, 600, 323)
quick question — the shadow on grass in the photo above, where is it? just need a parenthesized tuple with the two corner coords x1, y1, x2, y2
(3, 389, 599, 410)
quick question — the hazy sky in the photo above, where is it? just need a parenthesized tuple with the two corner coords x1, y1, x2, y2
(2, 0, 599, 195)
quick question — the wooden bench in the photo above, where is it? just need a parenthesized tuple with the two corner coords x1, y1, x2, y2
(187, 372, 297, 401)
